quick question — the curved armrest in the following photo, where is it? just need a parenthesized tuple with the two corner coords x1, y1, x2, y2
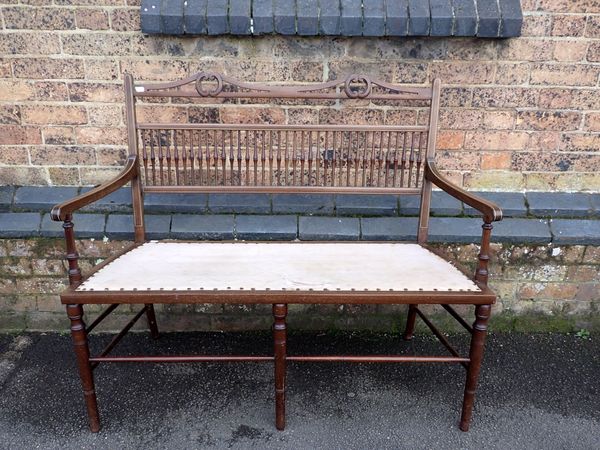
(424, 159, 503, 223)
(51, 155, 138, 221)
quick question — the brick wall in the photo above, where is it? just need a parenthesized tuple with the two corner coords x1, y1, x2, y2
(1, 238, 598, 332)
(0, 1, 599, 191)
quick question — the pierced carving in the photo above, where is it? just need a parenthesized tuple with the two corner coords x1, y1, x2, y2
(344, 74, 372, 98)
(195, 72, 224, 97)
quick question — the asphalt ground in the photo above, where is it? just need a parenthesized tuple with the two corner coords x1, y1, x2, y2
(0, 331, 598, 449)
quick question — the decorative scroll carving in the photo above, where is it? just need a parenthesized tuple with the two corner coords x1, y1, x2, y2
(135, 71, 430, 100)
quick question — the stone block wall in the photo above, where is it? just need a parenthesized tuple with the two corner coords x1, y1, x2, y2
(0, 0, 599, 191)
(1, 237, 598, 332)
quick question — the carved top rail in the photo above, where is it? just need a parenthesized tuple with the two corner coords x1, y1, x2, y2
(132, 72, 434, 100)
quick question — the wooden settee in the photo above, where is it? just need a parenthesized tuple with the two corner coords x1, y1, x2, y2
(51, 72, 502, 432)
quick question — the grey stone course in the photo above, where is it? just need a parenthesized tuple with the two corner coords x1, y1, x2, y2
(360, 217, 418, 241)
(453, 0, 477, 36)
(273, 194, 334, 215)
(14, 186, 78, 212)
(477, 0, 501, 37)
(400, 192, 462, 216)
(161, 0, 184, 34)
(430, 0, 453, 36)
(236, 215, 297, 240)
(0, 186, 13, 212)
(184, 0, 207, 34)
(493, 218, 552, 244)
(336, 194, 398, 216)
(79, 187, 132, 213)
(144, 193, 208, 214)
(299, 216, 360, 240)
(428, 217, 482, 243)
(40, 213, 104, 239)
(206, 0, 228, 35)
(171, 214, 234, 240)
(0, 213, 41, 238)
(105, 214, 171, 240)
(385, 0, 409, 36)
(208, 193, 270, 214)
(142, 0, 522, 37)
(297, 0, 319, 36)
(363, 0, 385, 37)
(550, 219, 600, 245)
(499, 0, 523, 37)
(229, 0, 251, 35)
(527, 192, 593, 218)
(253, 0, 274, 34)
(464, 192, 527, 217)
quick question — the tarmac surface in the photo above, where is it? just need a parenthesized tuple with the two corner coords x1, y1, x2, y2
(0, 331, 598, 449)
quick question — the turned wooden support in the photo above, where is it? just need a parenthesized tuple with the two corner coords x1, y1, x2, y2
(145, 304, 159, 339)
(460, 303, 491, 432)
(67, 304, 100, 432)
(403, 304, 418, 340)
(273, 303, 287, 431)
(63, 214, 82, 288)
(475, 222, 493, 286)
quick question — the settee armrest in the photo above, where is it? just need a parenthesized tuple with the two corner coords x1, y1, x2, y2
(424, 159, 503, 223)
(51, 156, 138, 221)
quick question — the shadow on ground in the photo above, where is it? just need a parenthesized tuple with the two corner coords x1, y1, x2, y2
(0, 331, 598, 449)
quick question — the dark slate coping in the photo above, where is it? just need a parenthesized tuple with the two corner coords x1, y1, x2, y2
(208, 193, 270, 214)
(40, 213, 105, 239)
(79, 187, 132, 213)
(464, 192, 527, 217)
(299, 216, 360, 241)
(144, 193, 208, 214)
(493, 218, 552, 244)
(272, 194, 334, 215)
(0, 213, 41, 238)
(0, 186, 14, 212)
(428, 217, 482, 243)
(527, 192, 594, 218)
(141, 0, 522, 37)
(400, 192, 462, 216)
(14, 186, 78, 212)
(105, 214, 171, 240)
(171, 214, 234, 240)
(235, 215, 297, 240)
(550, 219, 600, 245)
(360, 217, 417, 241)
(335, 194, 398, 216)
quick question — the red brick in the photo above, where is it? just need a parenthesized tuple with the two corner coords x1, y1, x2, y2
(136, 106, 188, 123)
(0, 146, 29, 165)
(75, 9, 109, 30)
(438, 109, 483, 130)
(61, 33, 132, 56)
(584, 113, 600, 131)
(30, 146, 95, 165)
(120, 60, 189, 82)
(68, 82, 123, 103)
(436, 131, 464, 150)
(481, 152, 511, 170)
(110, 8, 141, 31)
(586, 16, 600, 38)
(0, 32, 61, 55)
(34, 82, 69, 101)
(42, 126, 76, 145)
(430, 62, 495, 84)
(0, 81, 35, 101)
(516, 110, 581, 131)
(537, 0, 600, 13)
(538, 88, 600, 110)
(465, 131, 530, 151)
(0, 105, 21, 125)
(495, 62, 530, 85)
(87, 105, 123, 126)
(587, 42, 600, 62)
(472, 88, 538, 108)
(551, 14, 587, 36)
(76, 127, 127, 145)
(530, 63, 598, 86)
(0, 125, 42, 144)
(560, 134, 600, 152)
(497, 39, 554, 61)
(84, 59, 120, 81)
(521, 14, 552, 36)
(12, 58, 84, 79)
(21, 105, 87, 125)
(553, 41, 588, 62)
(0, 167, 47, 184)
(3, 7, 75, 30)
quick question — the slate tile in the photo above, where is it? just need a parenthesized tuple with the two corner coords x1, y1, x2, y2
(463, 192, 526, 217)
(499, 0, 523, 37)
(360, 217, 418, 241)
(428, 217, 482, 243)
(493, 218, 551, 244)
(274, 0, 296, 35)
(272, 194, 334, 215)
(105, 214, 171, 240)
(0, 213, 40, 238)
(340, 0, 362, 36)
(0, 186, 15, 212)
(363, 0, 385, 36)
(161, 0, 185, 35)
(452, 0, 477, 36)
(430, 0, 453, 36)
(207, 0, 228, 35)
(551, 219, 600, 245)
(229, 0, 251, 35)
(297, 0, 318, 35)
(171, 214, 234, 240)
(299, 216, 360, 240)
(320, 0, 341, 35)
(141, 0, 162, 34)
(80, 187, 132, 213)
(14, 186, 78, 213)
(386, 0, 409, 36)
(527, 192, 593, 218)
(184, 0, 207, 34)
(336, 194, 398, 216)
(208, 194, 270, 214)
(253, 0, 274, 34)
(235, 215, 297, 240)
(144, 193, 208, 214)
(40, 213, 104, 239)
(408, 0, 430, 36)
(477, 0, 501, 37)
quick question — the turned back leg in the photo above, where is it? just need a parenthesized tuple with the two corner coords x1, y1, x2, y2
(273, 304, 287, 431)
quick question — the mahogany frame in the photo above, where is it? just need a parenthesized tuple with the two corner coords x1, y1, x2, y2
(51, 72, 502, 434)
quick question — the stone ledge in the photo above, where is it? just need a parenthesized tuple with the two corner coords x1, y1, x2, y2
(2, 213, 598, 246)
(140, 0, 522, 37)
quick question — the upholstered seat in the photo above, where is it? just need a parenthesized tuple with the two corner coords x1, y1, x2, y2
(77, 242, 479, 293)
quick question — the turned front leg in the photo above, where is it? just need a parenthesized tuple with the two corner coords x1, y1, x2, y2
(273, 304, 287, 431)
(403, 304, 418, 340)
(67, 304, 100, 432)
(460, 304, 491, 431)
